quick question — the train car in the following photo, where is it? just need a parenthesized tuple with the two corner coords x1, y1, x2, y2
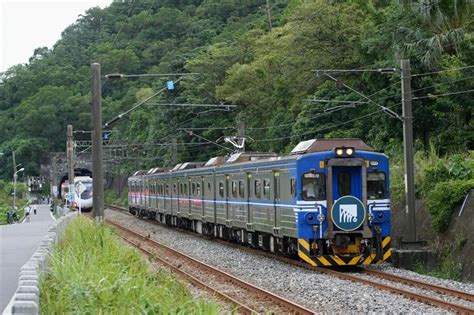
(61, 176, 93, 211)
(128, 138, 391, 266)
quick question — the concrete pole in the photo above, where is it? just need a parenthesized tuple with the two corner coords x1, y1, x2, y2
(91, 63, 104, 222)
(12, 151, 17, 211)
(266, 0, 273, 32)
(67, 125, 75, 211)
(401, 59, 417, 242)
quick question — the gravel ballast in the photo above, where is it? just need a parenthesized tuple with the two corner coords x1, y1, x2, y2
(106, 209, 468, 313)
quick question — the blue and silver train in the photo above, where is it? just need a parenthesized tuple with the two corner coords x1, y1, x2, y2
(128, 138, 391, 266)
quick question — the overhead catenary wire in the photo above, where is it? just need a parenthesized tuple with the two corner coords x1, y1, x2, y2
(323, 73, 402, 120)
(104, 76, 185, 127)
(253, 102, 402, 143)
(411, 65, 474, 77)
(412, 89, 474, 100)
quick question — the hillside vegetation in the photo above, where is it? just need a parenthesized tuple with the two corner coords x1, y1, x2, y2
(0, 1, 473, 228)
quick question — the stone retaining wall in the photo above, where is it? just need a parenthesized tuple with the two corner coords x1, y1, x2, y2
(10, 212, 78, 315)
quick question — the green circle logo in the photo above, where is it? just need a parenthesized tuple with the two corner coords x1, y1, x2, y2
(331, 196, 366, 231)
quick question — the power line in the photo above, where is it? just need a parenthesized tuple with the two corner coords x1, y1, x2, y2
(411, 65, 474, 77)
(412, 75, 474, 93)
(177, 127, 236, 131)
(412, 89, 474, 100)
(323, 73, 402, 120)
(111, 0, 137, 46)
(185, 131, 234, 152)
(253, 102, 402, 143)
(105, 72, 199, 79)
(144, 102, 237, 109)
(104, 76, 185, 127)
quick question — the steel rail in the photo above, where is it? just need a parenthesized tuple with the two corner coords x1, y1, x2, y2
(108, 220, 255, 315)
(106, 205, 474, 314)
(106, 216, 314, 315)
(361, 269, 474, 303)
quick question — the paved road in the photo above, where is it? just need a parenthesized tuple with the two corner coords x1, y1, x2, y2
(0, 204, 54, 312)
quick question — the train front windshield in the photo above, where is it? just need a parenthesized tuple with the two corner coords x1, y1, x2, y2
(77, 181, 93, 198)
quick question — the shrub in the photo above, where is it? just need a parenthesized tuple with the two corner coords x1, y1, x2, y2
(425, 179, 474, 233)
(41, 217, 220, 314)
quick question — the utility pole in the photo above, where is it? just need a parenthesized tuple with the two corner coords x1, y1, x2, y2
(401, 59, 417, 242)
(67, 125, 75, 212)
(265, 0, 273, 32)
(91, 63, 104, 222)
(12, 150, 17, 210)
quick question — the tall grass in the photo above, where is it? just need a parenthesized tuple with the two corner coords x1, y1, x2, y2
(40, 217, 221, 314)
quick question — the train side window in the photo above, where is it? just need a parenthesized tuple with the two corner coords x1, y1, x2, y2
(290, 178, 296, 197)
(367, 172, 386, 199)
(338, 172, 351, 196)
(263, 180, 270, 199)
(238, 180, 245, 198)
(165, 184, 169, 195)
(302, 172, 326, 201)
(184, 183, 188, 195)
(192, 182, 196, 196)
(208, 182, 212, 193)
(219, 182, 224, 198)
(196, 182, 201, 196)
(254, 180, 261, 199)
(231, 181, 237, 198)
(173, 184, 177, 195)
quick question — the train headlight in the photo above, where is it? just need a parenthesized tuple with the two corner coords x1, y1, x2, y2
(335, 147, 355, 157)
(317, 213, 325, 222)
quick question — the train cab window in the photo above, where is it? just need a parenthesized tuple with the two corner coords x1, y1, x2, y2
(367, 172, 386, 199)
(231, 181, 237, 198)
(302, 172, 326, 201)
(263, 180, 270, 199)
(338, 172, 351, 196)
(219, 182, 224, 198)
(238, 180, 245, 198)
(254, 180, 262, 199)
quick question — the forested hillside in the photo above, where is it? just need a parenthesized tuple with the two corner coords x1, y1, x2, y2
(0, 0, 473, 178)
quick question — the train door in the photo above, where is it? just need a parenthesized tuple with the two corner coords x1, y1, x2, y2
(164, 180, 169, 214)
(327, 159, 371, 238)
(225, 175, 230, 225)
(273, 170, 281, 231)
(331, 166, 362, 201)
(246, 173, 251, 229)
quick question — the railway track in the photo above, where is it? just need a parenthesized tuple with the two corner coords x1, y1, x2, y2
(105, 215, 314, 314)
(105, 205, 474, 314)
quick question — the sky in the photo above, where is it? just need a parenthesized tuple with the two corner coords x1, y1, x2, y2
(1, 0, 112, 72)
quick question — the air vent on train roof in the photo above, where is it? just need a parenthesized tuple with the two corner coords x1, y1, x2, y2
(204, 156, 226, 167)
(225, 152, 277, 164)
(290, 138, 373, 155)
(178, 162, 204, 170)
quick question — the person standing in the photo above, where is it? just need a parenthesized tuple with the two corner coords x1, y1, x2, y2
(24, 205, 31, 222)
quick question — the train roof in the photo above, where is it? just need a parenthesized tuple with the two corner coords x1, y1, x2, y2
(135, 139, 382, 178)
(290, 138, 373, 155)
